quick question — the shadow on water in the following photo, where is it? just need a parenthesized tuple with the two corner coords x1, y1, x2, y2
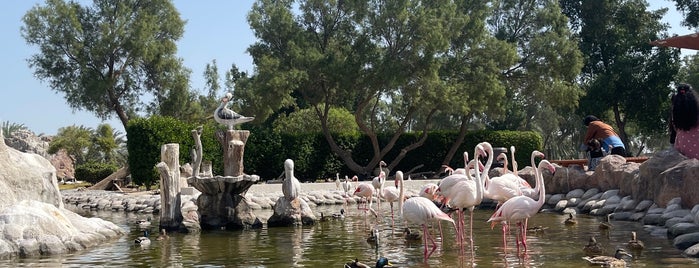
(3, 204, 699, 267)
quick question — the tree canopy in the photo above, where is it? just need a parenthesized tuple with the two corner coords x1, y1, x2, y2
(21, 0, 187, 130)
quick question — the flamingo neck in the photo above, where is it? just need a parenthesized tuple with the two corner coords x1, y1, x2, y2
(397, 172, 404, 216)
(536, 163, 546, 205)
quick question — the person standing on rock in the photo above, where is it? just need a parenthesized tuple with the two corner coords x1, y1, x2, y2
(670, 83, 699, 159)
(581, 115, 626, 157)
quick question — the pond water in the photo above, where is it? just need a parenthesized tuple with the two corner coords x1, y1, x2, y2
(3, 204, 699, 267)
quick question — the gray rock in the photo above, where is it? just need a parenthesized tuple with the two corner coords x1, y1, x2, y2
(611, 211, 633, 221)
(581, 188, 600, 200)
(547, 194, 564, 206)
(668, 223, 699, 239)
(567, 198, 582, 207)
(566, 189, 585, 199)
(629, 212, 646, 221)
(684, 243, 699, 257)
(665, 217, 693, 229)
(635, 200, 654, 212)
(618, 196, 637, 211)
(600, 189, 620, 200)
(643, 214, 663, 225)
(554, 200, 568, 212)
(673, 232, 699, 250)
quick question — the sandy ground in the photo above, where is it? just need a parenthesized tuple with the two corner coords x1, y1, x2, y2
(245, 179, 442, 196)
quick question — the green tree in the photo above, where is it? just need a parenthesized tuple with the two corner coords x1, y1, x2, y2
(672, 0, 699, 28)
(48, 125, 93, 165)
(21, 0, 187, 130)
(87, 123, 127, 166)
(487, 0, 584, 159)
(560, 0, 680, 155)
(1, 121, 28, 137)
(243, 0, 482, 176)
(273, 106, 359, 135)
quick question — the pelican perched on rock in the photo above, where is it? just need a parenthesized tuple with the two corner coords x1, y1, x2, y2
(582, 248, 632, 267)
(214, 92, 254, 129)
(282, 159, 301, 201)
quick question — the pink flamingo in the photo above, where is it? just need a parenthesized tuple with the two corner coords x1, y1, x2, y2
(419, 183, 439, 201)
(520, 150, 546, 198)
(401, 194, 455, 262)
(442, 145, 485, 257)
(372, 162, 387, 213)
(381, 171, 404, 226)
(354, 182, 375, 214)
(487, 159, 556, 254)
(478, 142, 523, 207)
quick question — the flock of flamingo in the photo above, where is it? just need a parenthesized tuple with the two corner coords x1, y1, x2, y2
(338, 141, 557, 265)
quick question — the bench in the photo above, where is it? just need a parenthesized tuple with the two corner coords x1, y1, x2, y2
(549, 156, 649, 167)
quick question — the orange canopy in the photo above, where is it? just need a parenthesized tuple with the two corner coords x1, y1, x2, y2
(650, 33, 699, 50)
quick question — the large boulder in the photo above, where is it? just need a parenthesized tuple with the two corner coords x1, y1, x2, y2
(0, 130, 123, 258)
(0, 131, 62, 208)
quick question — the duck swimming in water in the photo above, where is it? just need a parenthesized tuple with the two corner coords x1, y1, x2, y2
(135, 230, 151, 246)
(582, 248, 632, 267)
(627, 231, 645, 251)
(344, 257, 393, 268)
(583, 236, 603, 256)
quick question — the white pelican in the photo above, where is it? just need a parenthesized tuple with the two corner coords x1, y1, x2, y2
(214, 92, 254, 129)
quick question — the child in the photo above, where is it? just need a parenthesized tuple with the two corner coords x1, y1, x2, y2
(587, 139, 604, 171)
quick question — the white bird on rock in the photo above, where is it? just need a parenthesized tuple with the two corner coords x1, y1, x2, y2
(282, 159, 301, 201)
(214, 92, 254, 129)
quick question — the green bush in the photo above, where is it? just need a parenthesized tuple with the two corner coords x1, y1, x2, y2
(75, 162, 118, 184)
(127, 116, 225, 189)
(125, 114, 543, 185)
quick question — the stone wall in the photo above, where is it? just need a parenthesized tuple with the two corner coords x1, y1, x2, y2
(534, 148, 699, 208)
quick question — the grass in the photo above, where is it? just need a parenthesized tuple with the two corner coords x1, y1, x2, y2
(58, 182, 91, 190)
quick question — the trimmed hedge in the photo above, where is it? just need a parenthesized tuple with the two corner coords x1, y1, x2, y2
(75, 162, 118, 184)
(126, 116, 543, 186)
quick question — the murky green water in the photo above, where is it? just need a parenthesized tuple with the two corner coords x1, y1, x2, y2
(3, 204, 698, 267)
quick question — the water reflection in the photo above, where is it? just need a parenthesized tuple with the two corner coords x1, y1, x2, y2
(2, 205, 698, 267)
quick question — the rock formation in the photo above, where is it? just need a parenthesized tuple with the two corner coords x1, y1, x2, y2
(0, 130, 123, 258)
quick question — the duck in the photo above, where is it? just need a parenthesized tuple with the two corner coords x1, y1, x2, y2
(332, 209, 345, 219)
(135, 230, 151, 246)
(583, 236, 603, 256)
(137, 217, 151, 228)
(582, 248, 632, 267)
(403, 227, 422, 241)
(156, 229, 168, 241)
(565, 213, 578, 225)
(627, 231, 645, 250)
(319, 212, 330, 222)
(527, 225, 549, 235)
(214, 92, 254, 129)
(344, 257, 393, 268)
(366, 228, 379, 245)
(599, 214, 613, 230)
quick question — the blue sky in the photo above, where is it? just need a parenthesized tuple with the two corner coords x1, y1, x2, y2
(0, 0, 694, 136)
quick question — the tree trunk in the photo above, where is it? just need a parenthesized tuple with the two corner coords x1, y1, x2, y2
(157, 143, 183, 230)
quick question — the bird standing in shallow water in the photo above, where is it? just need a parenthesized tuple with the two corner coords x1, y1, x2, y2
(582, 248, 632, 267)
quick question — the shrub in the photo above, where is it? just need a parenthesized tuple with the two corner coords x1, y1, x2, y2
(75, 162, 118, 184)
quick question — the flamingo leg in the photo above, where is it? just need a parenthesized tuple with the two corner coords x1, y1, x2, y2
(425, 223, 438, 261)
(390, 203, 395, 227)
(501, 222, 508, 254)
(422, 223, 430, 261)
(469, 208, 475, 258)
